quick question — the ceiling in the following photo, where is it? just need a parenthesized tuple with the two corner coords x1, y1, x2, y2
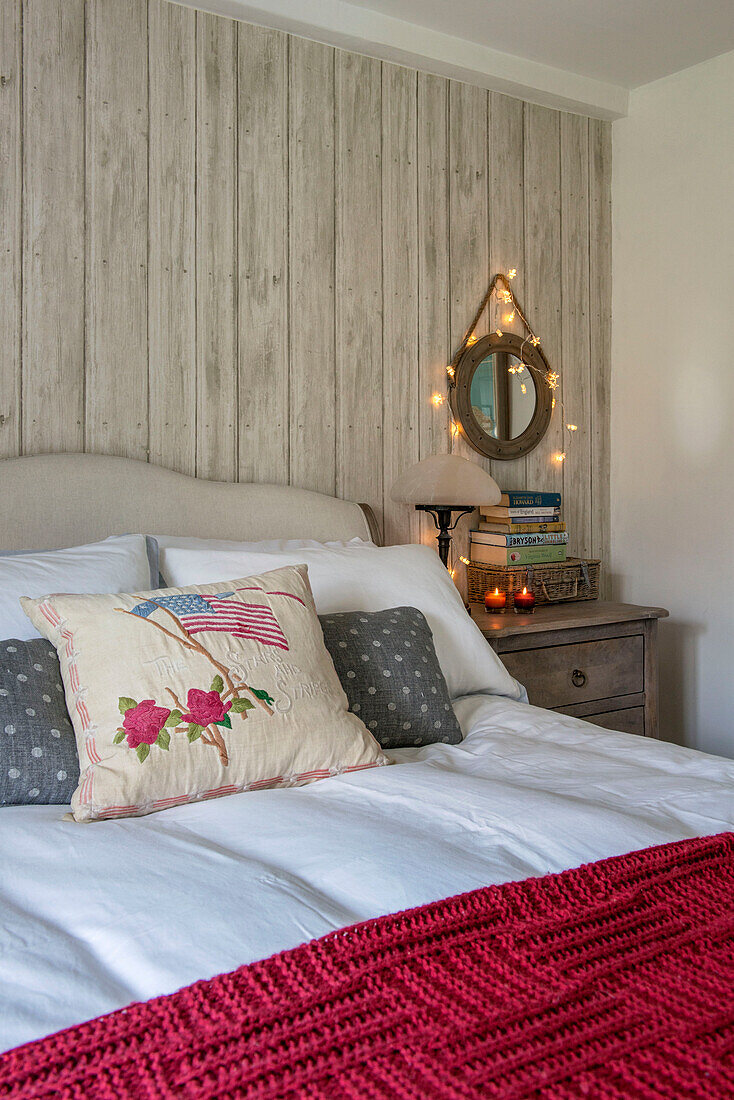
(344, 0, 734, 89)
(178, 0, 734, 118)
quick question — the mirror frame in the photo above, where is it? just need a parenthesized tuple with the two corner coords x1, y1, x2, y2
(448, 332, 553, 460)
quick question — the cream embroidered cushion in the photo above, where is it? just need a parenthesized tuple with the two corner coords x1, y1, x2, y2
(21, 565, 388, 822)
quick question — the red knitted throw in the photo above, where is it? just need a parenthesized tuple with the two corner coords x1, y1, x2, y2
(3, 832, 734, 1099)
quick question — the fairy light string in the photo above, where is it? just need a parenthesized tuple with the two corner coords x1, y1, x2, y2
(443, 269, 579, 458)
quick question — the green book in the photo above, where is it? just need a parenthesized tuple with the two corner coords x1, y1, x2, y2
(470, 542, 567, 567)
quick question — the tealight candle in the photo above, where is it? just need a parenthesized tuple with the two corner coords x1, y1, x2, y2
(484, 588, 507, 613)
(513, 586, 536, 614)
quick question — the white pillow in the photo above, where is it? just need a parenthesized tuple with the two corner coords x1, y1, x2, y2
(155, 535, 374, 552)
(0, 535, 157, 642)
(161, 542, 525, 702)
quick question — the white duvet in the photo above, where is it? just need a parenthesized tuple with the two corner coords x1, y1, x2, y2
(2, 695, 733, 1054)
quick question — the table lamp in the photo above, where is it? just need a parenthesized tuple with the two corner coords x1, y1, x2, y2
(390, 454, 501, 567)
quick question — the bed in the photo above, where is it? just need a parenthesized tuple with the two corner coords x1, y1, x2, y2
(1, 455, 733, 1094)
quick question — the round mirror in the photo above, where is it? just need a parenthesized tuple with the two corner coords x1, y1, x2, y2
(469, 351, 536, 441)
(449, 332, 552, 460)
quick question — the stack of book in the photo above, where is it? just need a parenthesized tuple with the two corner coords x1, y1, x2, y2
(470, 491, 568, 566)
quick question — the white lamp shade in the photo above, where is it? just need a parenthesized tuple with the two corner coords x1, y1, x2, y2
(390, 454, 501, 507)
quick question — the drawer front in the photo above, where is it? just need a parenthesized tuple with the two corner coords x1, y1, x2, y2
(574, 706, 646, 737)
(500, 635, 644, 709)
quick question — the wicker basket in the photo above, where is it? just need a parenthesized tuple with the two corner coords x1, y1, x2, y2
(466, 557, 601, 606)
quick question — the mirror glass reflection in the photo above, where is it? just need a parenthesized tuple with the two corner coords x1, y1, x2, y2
(469, 352, 536, 442)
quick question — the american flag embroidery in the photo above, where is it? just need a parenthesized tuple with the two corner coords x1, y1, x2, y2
(130, 592, 289, 651)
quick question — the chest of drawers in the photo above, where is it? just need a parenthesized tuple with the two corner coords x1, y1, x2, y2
(470, 601, 669, 738)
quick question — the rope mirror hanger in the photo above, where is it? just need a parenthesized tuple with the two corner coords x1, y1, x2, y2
(446, 273, 563, 462)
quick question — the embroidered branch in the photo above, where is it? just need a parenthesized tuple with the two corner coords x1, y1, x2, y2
(112, 590, 283, 767)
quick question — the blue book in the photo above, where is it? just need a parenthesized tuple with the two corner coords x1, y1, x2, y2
(500, 491, 562, 508)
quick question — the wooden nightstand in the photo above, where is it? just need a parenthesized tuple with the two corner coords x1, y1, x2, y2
(470, 601, 669, 738)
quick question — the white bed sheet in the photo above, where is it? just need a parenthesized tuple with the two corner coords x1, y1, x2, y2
(1, 695, 733, 1053)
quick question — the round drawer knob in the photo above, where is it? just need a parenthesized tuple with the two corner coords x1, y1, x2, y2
(571, 668, 587, 688)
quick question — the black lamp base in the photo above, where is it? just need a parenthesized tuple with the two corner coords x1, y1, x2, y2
(415, 505, 474, 568)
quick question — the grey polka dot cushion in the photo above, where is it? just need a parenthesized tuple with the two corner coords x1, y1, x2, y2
(319, 607, 462, 750)
(0, 638, 79, 805)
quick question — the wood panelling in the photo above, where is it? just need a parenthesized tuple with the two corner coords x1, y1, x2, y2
(382, 62, 418, 547)
(22, 0, 85, 454)
(195, 10, 237, 483)
(488, 92, 526, 494)
(288, 36, 335, 495)
(524, 104, 562, 495)
(237, 23, 288, 486)
(1, 0, 612, 586)
(148, 0, 196, 475)
(85, 0, 149, 460)
(335, 50, 383, 511)
(447, 80, 490, 568)
(0, 0, 22, 457)
(416, 71, 450, 550)
(560, 112, 592, 559)
(589, 117, 613, 597)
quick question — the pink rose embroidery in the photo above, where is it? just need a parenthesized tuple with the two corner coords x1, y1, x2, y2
(180, 688, 232, 728)
(123, 699, 171, 748)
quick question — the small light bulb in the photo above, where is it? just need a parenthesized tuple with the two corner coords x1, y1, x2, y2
(552, 397, 556, 409)
(431, 392, 444, 407)
(446, 365, 455, 379)
(449, 568, 456, 579)
(547, 371, 560, 390)
(530, 335, 540, 347)
(554, 452, 566, 463)
(520, 383, 527, 394)
(459, 556, 471, 566)
(503, 311, 515, 324)
(466, 332, 478, 346)
(495, 328, 503, 337)
(566, 423, 578, 431)
(508, 268, 517, 279)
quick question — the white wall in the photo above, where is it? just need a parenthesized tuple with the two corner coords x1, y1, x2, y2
(612, 50, 734, 757)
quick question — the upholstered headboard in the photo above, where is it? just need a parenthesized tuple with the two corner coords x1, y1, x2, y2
(0, 454, 380, 551)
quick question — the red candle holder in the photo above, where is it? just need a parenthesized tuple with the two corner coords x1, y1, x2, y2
(484, 588, 507, 613)
(513, 587, 536, 614)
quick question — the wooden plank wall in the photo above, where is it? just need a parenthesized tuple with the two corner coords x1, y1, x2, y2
(0, 0, 612, 593)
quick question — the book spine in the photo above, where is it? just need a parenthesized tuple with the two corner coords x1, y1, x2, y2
(478, 521, 566, 534)
(506, 545, 566, 565)
(500, 491, 562, 508)
(472, 545, 567, 566)
(481, 507, 561, 520)
(471, 532, 569, 547)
